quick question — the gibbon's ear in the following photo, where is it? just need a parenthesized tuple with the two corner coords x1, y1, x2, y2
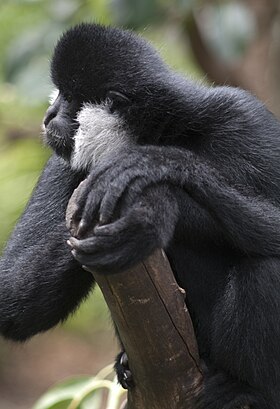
(106, 90, 130, 111)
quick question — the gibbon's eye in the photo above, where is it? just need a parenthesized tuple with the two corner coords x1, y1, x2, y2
(106, 91, 130, 109)
(64, 93, 73, 103)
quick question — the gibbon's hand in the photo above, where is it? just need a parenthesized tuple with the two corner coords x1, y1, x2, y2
(68, 145, 192, 237)
(67, 151, 180, 273)
(68, 204, 160, 274)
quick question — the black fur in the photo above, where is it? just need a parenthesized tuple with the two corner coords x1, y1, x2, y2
(0, 155, 93, 340)
(1, 23, 280, 408)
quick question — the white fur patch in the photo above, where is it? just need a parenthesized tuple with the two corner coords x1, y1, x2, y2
(71, 102, 133, 171)
(48, 88, 59, 105)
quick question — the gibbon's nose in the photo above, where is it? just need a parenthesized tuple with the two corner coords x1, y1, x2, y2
(44, 104, 58, 127)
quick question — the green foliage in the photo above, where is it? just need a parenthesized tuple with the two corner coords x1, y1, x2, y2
(33, 365, 126, 409)
(0, 138, 48, 249)
(0, 0, 112, 103)
(200, 2, 256, 62)
(111, 0, 165, 28)
(0, 1, 48, 81)
(0, 85, 49, 250)
(64, 286, 111, 335)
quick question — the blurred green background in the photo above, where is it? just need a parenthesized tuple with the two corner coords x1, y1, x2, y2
(0, 0, 279, 408)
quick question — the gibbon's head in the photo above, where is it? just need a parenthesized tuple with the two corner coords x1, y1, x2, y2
(42, 23, 171, 170)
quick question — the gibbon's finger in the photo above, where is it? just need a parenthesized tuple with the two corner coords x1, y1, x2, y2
(98, 176, 140, 224)
(71, 248, 126, 273)
(99, 171, 151, 224)
(93, 216, 133, 236)
(69, 236, 110, 253)
(77, 188, 104, 236)
(70, 180, 91, 227)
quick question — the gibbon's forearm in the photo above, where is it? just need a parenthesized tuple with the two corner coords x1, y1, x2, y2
(76, 144, 280, 256)
(0, 155, 94, 341)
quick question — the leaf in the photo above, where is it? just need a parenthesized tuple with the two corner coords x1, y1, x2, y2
(80, 391, 103, 409)
(32, 376, 93, 409)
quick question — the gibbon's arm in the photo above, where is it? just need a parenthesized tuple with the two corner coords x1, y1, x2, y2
(0, 155, 94, 341)
(70, 145, 280, 257)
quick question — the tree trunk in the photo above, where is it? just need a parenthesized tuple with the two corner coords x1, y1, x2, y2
(92, 249, 203, 409)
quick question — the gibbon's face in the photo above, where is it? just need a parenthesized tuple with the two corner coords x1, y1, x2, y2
(42, 23, 168, 169)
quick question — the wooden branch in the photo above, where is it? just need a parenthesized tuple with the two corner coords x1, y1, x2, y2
(66, 184, 203, 409)
(95, 250, 203, 409)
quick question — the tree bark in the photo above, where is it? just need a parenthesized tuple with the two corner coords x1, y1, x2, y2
(66, 184, 203, 409)
(94, 249, 203, 409)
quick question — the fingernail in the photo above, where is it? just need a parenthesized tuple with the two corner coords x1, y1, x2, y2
(82, 265, 92, 273)
(67, 239, 73, 248)
(69, 237, 78, 245)
(120, 352, 128, 366)
(77, 219, 86, 237)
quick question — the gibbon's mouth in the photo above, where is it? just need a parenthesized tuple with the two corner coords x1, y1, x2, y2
(42, 121, 76, 161)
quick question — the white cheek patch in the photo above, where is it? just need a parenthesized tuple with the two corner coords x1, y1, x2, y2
(48, 88, 59, 105)
(71, 103, 134, 172)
